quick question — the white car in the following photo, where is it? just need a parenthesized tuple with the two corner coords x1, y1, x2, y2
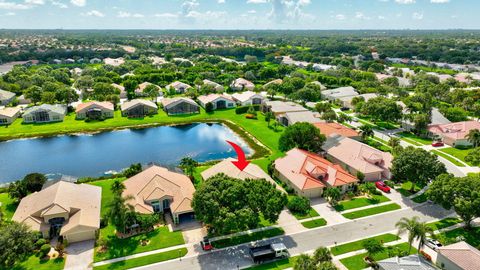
(425, 238, 443, 251)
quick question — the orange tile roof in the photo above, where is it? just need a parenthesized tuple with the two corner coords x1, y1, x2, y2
(314, 122, 359, 138)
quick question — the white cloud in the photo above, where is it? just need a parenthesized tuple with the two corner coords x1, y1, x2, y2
(154, 12, 179, 18)
(25, 0, 45, 5)
(395, 0, 416, 4)
(378, 15, 386, 20)
(81, 10, 104, 17)
(247, 0, 268, 3)
(218, 0, 225, 3)
(50, 0, 67, 8)
(5, 11, 15, 15)
(412, 12, 423, 20)
(431, 0, 449, 3)
(355, 12, 370, 20)
(70, 0, 85, 7)
(117, 11, 144, 18)
(247, 9, 256, 14)
(334, 14, 346, 20)
(0, 2, 31, 10)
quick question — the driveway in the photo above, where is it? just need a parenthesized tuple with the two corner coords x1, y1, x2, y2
(65, 240, 95, 270)
(310, 198, 349, 224)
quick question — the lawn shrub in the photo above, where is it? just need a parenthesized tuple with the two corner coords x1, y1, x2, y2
(287, 196, 310, 215)
(39, 244, 51, 258)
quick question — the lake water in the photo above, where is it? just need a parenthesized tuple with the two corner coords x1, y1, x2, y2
(0, 123, 252, 184)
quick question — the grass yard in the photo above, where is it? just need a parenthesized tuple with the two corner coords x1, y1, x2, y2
(0, 192, 18, 220)
(439, 147, 473, 166)
(432, 150, 466, 167)
(398, 132, 432, 146)
(244, 257, 294, 270)
(334, 195, 390, 212)
(301, 218, 327, 229)
(330, 233, 400, 256)
(212, 228, 285, 249)
(88, 177, 126, 217)
(93, 248, 187, 270)
(364, 138, 391, 152)
(436, 227, 480, 247)
(395, 181, 423, 197)
(12, 256, 65, 270)
(291, 208, 320, 220)
(192, 165, 211, 187)
(426, 217, 462, 231)
(342, 203, 401, 219)
(339, 243, 417, 270)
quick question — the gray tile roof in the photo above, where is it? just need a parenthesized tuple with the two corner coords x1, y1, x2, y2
(378, 255, 437, 270)
(24, 104, 67, 115)
(0, 89, 15, 101)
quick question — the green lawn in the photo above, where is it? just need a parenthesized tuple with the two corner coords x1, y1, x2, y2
(291, 208, 320, 220)
(93, 248, 187, 270)
(330, 234, 400, 256)
(0, 192, 18, 220)
(398, 132, 432, 146)
(212, 228, 285, 249)
(340, 243, 417, 270)
(192, 165, 210, 187)
(342, 203, 402, 219)
(244, 257, 294, 270)
(426, 217, 462, 231)
(334, 195, 390, 212)
(364, 138, 391, 152)
(13, 255, 65, 270)
(432, 150, 466, 167)
(439, 147, 473, 166)
(395, 181, 423, 197)
(89, 177, 126, 217)
(301, 218, 327, 229)
(436, 227, 480, 247)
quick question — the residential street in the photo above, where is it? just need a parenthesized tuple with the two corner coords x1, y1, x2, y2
(135, 203, 452, 270)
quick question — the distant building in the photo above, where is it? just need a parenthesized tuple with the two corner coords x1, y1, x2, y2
(65, 58, 75, 64)
(161, 97, 199, 115)
(111, 83, 127, 99)
(279, 111, 320, 126)
(197, 94, 235, 110)
(89, 58, 102, 64)
(165, 81, 192, 94)
(230, 78, 255, 91)
(0, 106, 21, 125)
(23, 104, 67, 123)
(314, 122, 360, 140)
(0, 89, 16, 105)
(232, 91, 264, 106)
(103, 57, 125, 66)
(437, 241, 480, 270)
(201, 79, 224, 92)
(428, 120, 480, 147)
(76, 101, 114, 120)
(338, 93, 378, 109)
(263, 79, 283, 89)
(135, 82, 162, 97)
(261, 100, 308, 116)
(321, 86, 358, 101)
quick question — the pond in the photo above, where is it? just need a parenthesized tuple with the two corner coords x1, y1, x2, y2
(0, 123, 253, 184)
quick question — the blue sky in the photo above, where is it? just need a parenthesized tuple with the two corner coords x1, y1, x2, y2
(0, 0, 477, 29)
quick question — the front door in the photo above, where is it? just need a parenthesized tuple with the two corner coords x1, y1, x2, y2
(162, 199, 170, 210)
(216, 100, 226, 109)
(151, 201, 161, 213)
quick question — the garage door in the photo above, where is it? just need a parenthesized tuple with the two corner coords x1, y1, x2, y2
(179, 212, 195, 223)
(65, 230, 95, 243)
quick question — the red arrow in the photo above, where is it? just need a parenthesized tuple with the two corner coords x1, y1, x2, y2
(226, 140, 250, 171)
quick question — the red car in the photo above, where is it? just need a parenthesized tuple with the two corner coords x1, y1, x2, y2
(431, 141, 444, 147)
(200, 237, 213, 251)
(375, 181, 391, 193)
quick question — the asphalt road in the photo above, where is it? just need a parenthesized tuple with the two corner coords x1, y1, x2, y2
(135, 203, 452, 270)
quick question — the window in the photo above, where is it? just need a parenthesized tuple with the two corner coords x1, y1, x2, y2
(0, 118, 7, 124)
(151, 201, 161, 213)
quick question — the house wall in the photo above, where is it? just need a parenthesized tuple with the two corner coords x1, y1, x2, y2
(436, 253, 463, 270)
(0, 96, 14, 106)
(76, 106, 114, 119)
(274, 169, 323, 198)
(64, 229, 96, 243)
(44, 212, 69, 224)
(0, 112, 20, 125)
(122, 104, 157, 117)
(165, 102, 199, 115)
(23, 110, 65, 123)
(326, 154, 383, 181)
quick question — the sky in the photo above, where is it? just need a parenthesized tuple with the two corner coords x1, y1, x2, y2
(0, 0, 478, 30)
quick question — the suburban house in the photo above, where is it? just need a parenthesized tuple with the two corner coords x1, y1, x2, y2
(135, 82, 162, 97)
(103, 57, 125, 66)
(274, 148, 358, 198)
(0, 89, 15, 105)
(17, 94, 32, 105)
(427, 120, 480, 147)
(231, 91, 265, 106)
(161, 97, 199, 115)
(111, 83, 127, 99)
(437, 241, 480, 270)
(314, 122, 360, 140)
(197, 94, 235, 110)
(309, 81, 327, 90)
(75, 101, 114, 120)
(165, 81, 192, 94)
(23, 104, 67, 123)
(377, 255, 437, 270)
(402, 107, 450, 131)
(0, 106, 22, 125)
(12, 181, 101, 243)
(321, 86, 358, 101)
(261, 100, 308, 116)
(279, 111, 320, 126)
(339, 93, 378, 109)
(89, 58, 101, 64)
(201, 79, 224, 92)
(323, 135, 393, 181)
(201, 158, 281, 190)
(122, 165, 196, 224)
(263, 79, 283, 88)
(230, 78, 255, 91)
(121, 99, 158, 118)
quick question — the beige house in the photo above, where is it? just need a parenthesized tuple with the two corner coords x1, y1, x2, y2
(437, 241, 480, 270)
(197, 94, 235, 110)
(263, 79, 283, 89)
(121, 99, 158, 118)
(23, 104, 67, 123)
(323, 136, 393, 181)
(279, 111, 320, 126)
(122, 165, 196, 224)
(201, 79, 224, 92)
(165, 81, 192, 94)
(230, 78, 255, 91)
(274, 148, 358, 198)
(76, 101, 114, 120)
(339, 93, 378, 109)
(0, 106, 21, 125)
(261, 101, 308, 116)
(12, 181, 101, 243)
(111, 83, 127, 99)
(135, 82, 162, 97)
(161, 97, 199, 115)
(231, 91, 264, 106)
(0, 89, 15, 105)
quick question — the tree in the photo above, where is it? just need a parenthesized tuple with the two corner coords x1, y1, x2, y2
(315, 102, 332, 114)
(265, 111, 274, 127)
(465, 147, 480, 165)
(313, 247, 332, 263)
(293, 254, 315, 270)
(287, 196, 310, 215)
(323, 187, 341, 206)
(466, 129, 480, 147)
(388, 137, 401, 149)
(391, 147, 446, 191)
(0, 222, 38, 268)
(24, 85, 43, 103)
(321, 109, 337, 122)
(363, 239, 384, 261)
(395, 216, 433, 253)
(143, 84, 160, 101)
(8, 173, 47, 201)
(361, 97, 402, 122)
(293, 247, 336, 270)
(359, 125, 374, 141)
(412, 114, 430, 135)
(41, 91, 56, 104)
(279, 122, 326, 153)
(108, 180, 134, 233)
(180, 157, 198, 179)
(192, 174, 287, 235)
(205, 102, 214, 113)
(426, 174, 480, 228)
(123, 163, 142, 178)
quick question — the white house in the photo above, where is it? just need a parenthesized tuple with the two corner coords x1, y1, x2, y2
(231, 91, 265, 106)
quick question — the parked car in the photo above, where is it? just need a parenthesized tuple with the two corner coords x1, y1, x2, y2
(200, 237, 213, 251)
(375, 181, 391, 193)
(425, 238, 443, 251)
(431, 141, 444, 147)
(249, 243, 289, 264)
(340, 107, 350, 111)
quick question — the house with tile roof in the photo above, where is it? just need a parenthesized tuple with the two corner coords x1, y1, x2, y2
(201, 79, 224, 92)
(437, 241, 480, 270)
(321, 86, 358, 101)
(230, 78, 255, 91)
(23, 104, 67, 123)
(165, 81, 192, 94)
(12, 181, 101, 243)
(0, 106, 21, 125)
(161, 97, 199, 115)
(280, 111, 320, 126)
(121, 99, 158, 118)
(0, 89, 16, 105)
(314, 122, 360, 140)
(274, 148, 358, 198)
(339, 93, 378, 109)
(197, 93, 235, 110)
(323, 135, 393, 181)
(231, 91, 264, 106)
(377, 255, 437, 270)
(122, 165, 196, 224)
(76, 101, 114, 120)
(135, 82, 163, 97)
(427, 120, 480, 147)
(111, 83, 127, 99)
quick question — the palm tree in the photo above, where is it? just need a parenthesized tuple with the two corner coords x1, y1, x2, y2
(396, 217, 419, 254)
(359, 125, 374, 141)
(111, 179, 126, 195)
(466, 129, 480, 147)
(362, 239, 384, 262)
(414, 221, 434, 251)
(388, 137, 401, 148)
(180, 157, 198, 179)
(313, 247, 332, 263)
(293, 254, 315, 270)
